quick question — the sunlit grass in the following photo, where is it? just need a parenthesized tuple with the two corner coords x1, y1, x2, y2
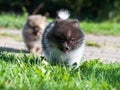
(81, 22, 120, 35)
(0, 52, 120, 90)
(0, 13, 27, 29)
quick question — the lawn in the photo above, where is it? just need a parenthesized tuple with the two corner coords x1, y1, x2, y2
(0, 52, 120, 90)
(80, 21, 120, 36)
(0, 13, 120, 36)
(0, 13, 27, 29)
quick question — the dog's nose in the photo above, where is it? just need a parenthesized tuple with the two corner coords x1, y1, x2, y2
(35, 28, 39, 32)
(64, 46, 70, 51)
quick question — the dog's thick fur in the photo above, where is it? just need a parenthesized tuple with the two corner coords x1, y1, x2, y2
(42, 10, 85, 67)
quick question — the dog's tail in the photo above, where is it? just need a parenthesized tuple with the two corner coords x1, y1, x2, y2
(57, 9, 70, 20)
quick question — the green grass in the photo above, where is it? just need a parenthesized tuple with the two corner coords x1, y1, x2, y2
(0, 13, 120, 35)
(0, 13, 27, 29)
(86, 41, 101, 47)
(80, 22, 120, 35)
(0, 52, 120, 90)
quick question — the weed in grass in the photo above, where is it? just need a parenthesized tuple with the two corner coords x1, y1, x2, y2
(0, 33, 22, 41)
(86, 41, 101, 47)
(115, 45, 120, 49)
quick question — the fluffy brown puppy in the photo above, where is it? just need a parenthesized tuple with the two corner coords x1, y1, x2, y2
(22, 15, 46, 53)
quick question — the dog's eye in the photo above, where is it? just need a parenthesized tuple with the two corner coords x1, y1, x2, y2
(56, 37, 65, 43)
(33, 26, 40, 31)
(32, 26, 36, 30)
(71, 38, 76, 43)
(60, 39, 65, 43)
(58, 38, 65, 43)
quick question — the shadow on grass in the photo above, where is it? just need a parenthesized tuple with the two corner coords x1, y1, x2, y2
(0, 47, 29, 53)
(0, 47, 45, 65)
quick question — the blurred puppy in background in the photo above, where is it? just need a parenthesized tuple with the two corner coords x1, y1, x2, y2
(22, 15, 46, 53)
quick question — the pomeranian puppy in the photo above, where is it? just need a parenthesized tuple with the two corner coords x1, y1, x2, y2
(42, 10, 85, 67)
(22, 15, 46, 53)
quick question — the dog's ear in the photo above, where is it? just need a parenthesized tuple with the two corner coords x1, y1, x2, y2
(26, 19, 33, 27)
(70, 19, 79, 28)
(26, 16, 33, 26)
